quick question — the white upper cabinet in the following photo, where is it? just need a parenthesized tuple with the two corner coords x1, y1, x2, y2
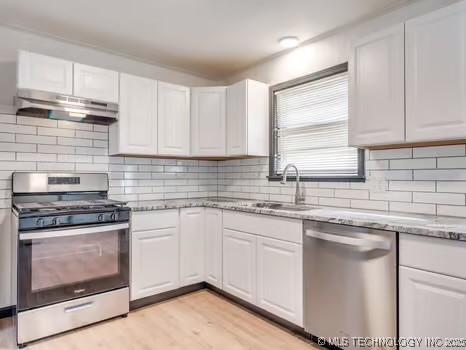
(158, 82, 191, 156)
(17, 51, 73, 95)
(109, 73, 158, 155)
(226, 79, 269, 157)
(400, 266, 466, 341)
(204, 208, 223, 288)
(73, 63, 119, 102)
(191, 87, 226, 156)
(349, 24, 405, 147)
(179, 208, 205, 286)
(406, 1, 466, 143)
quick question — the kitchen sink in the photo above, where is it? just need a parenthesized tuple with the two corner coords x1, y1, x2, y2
(250, 202, 319, 211)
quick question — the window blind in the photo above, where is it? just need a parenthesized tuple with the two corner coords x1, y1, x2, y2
(273, 70, 361, 178)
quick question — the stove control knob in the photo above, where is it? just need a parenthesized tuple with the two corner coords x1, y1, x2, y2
(36, 218, 44, 227)
(98, 214, 104, 222)
(51, 217, 58, 226)
(111, 212, 117, 221)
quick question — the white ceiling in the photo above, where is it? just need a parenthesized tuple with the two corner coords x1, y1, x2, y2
(0, 0, 405, 79)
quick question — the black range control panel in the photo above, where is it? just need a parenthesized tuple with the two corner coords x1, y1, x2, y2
(18, 208, 130, 231)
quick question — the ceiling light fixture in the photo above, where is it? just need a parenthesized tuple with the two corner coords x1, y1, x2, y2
(279, 36, 300, 49)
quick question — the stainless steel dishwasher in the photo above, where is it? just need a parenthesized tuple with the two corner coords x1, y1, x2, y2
(304, 221, 397, 348)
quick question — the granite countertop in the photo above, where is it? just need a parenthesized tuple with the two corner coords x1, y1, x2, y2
(129, 197, 466, 241)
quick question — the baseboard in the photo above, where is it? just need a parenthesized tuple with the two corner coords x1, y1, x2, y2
(0, 305, 15, 319)
(129, 282, 206, 310)
(204, 283, 307, 337)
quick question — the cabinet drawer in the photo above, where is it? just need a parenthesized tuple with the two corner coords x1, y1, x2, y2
(131, 210, 178, 232)
(223, 210, 302, 244)
(400, 233, 466, 279)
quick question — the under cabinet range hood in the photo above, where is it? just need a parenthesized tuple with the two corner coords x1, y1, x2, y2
(15, 89, 119, 124)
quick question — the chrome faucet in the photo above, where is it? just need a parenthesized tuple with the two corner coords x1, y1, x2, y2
(280, 164, 305, 205)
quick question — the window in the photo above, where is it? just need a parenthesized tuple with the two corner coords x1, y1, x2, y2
(269, 63, 364, 182)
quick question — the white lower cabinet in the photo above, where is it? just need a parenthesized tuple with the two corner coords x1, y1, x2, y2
(256, 237, 303, 326)
(131, 208, 304, 327)
(131, 227, 179, 301)
(400, 266, 466, 341)
(399, 233, 466, 344)
(180, 208, 205, 286)
(222, 229, 257, 303)
(204, 208, 223, 288)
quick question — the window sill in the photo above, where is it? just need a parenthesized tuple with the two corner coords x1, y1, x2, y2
(267, 175, 366, 183)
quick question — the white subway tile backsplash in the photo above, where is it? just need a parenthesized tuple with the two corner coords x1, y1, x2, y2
(2, 113, 466, 216)
(17, 134, 56, 145)
(75, 130, 108, 140)
(388, 181, 436, 192)
(414, 169, 466, 181)
(38, 144, 75, 154)
(0, 153, 15, 161)
(17, 116, 57, 128)
(37, 162, 74, 171)
(0, 142, 36, 152)
(0, 133, 15, 142)
(413, 145, 465, 158)
(370, 191, 412, 202)
(58, 137, 92, 147)
(0, 123, 36, 135)
(437, 157, 466, 169)
(0, 114, 16, 124)
(370, 148, 412, 160)
(334, 189, 369, 199)
(351, 199, 389, 211)
(390, 158, 436, 169)
(437, 181, 466, 193)
(38, 127, 75, 137)
(389, 202, 436, 215)
(57, 120, 93, 131)
(437, 205, 466, 218)
(413, 192, 465, 205)
(57, 154, 93, 163)
(17, 153, 56, 162)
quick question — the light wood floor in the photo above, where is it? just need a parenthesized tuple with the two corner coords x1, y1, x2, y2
(0, 290, 319, 350)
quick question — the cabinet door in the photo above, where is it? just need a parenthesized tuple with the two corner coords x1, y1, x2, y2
(400, 266, 466, 342)
(17, 51, 72, 95)
(131, 227, 179, 300)
(180, 208, 205, 286)
(158, 82, 190, 156)
(204, 208, 222, 288)
(226, 80, 247, 156)
(191, 87, 226, 156)
(109, 73, 157, 155)
(406, 1, 466, 143)
(73, 63, 119, 102)
(223, 228, 256, 303)
(349, 24, 405, 147)
(256, 237, 303, 326)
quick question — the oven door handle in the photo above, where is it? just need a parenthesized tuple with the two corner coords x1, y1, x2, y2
(19, 223, 129, 240)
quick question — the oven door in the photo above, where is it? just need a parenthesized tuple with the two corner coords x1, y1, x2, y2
(17, 223, 129, 311)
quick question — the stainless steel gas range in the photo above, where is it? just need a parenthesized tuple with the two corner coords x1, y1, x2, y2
(11, 172, 130, 347)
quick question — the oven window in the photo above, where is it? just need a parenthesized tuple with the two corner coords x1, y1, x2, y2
(30, 231, 119, 292)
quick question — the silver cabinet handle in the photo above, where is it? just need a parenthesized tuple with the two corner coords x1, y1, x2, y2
(305, 229, 391, 251)
(20, 223, 129, 240)
(64, 301, 94, 313)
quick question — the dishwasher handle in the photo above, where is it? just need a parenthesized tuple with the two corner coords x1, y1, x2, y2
(305, 229, 391, 251)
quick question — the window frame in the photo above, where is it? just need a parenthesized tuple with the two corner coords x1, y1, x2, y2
(268, 62, 365, 182)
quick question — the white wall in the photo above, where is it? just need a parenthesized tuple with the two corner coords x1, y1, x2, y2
(226, 0, 461, 85)
(0, 25, 218, 113)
